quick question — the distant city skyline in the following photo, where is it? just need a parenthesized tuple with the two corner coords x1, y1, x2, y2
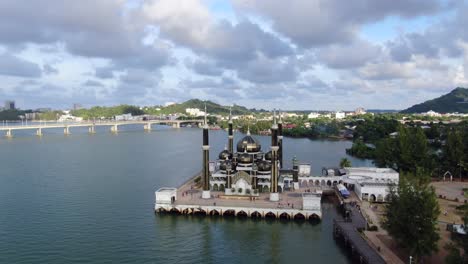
(0, 0, 467, 110)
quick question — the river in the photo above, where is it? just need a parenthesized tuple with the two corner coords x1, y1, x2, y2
(0, 126, 372, 263)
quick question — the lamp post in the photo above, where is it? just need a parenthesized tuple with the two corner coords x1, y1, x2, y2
(409, 256, 413, 264)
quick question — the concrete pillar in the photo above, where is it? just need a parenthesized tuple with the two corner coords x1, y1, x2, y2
(88, 125, 96, 134)
(64, 126, 71, 135)
(5, 129, 12, 138)
(172, 122, 180, 128)
(36, 128, 42, 136)
(111, 124, 118, 133)
(144, 123, 152, 131)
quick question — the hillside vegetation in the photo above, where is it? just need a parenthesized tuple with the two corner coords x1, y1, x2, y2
(401, 87, 468, 113)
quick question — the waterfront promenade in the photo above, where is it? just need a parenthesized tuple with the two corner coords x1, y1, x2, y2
(0, 119, 203, 137)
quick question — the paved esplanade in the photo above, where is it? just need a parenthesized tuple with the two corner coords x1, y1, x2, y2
(0, 119, 203, 137)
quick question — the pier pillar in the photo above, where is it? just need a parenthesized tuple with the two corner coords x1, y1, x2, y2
(111, 125, 118, 133)
(144, 123, 152, 131)
(5, 129, 12, 138)
(64, 126, 71, 135)
(172, 122, 180, 128)
(36, 128, 42, 137)
(88, 125, 96, 134)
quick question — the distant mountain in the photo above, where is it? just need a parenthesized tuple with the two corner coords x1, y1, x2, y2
(159, 99, 254, 115)
(401, 87, 468, 113)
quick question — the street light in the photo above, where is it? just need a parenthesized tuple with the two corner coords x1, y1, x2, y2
(409, 256, 413, 264)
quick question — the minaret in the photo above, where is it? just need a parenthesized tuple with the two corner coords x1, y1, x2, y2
(228, 107, 234, 154)
(278, 110, 283, 168)
(202, 104, 211, 199)
(269, 110, 280, 202)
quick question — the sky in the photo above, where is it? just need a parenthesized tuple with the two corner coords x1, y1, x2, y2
(1, 0, 468, 111)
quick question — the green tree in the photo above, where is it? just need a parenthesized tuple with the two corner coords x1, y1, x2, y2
(339, 158, 352, 168)
(384, 176, 440, 262)
(443, 129, 464, 179)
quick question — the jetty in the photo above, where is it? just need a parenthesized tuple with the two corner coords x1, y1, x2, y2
(333, 204, 386, 264)
(155, 174, 322, 221)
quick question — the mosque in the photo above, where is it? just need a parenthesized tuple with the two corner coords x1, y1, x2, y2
(201, 108, 299, 202)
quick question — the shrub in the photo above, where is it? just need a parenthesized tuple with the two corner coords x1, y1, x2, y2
(246, 189, 251, 194)
(231, 188, 235, 193)
(238, 188, 243, 193)
(368, 225, 379, 231)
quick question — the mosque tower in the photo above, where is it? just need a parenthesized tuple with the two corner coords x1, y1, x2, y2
(228, 107, 234, 154)
(278, 110, 283, 168)
(269, 110, 280, 202)
(202, 104, 211, 199)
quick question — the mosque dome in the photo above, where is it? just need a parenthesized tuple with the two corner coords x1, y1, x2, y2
(218, 149, 233, 160)
(219, 160, 233, 171)
(236, 135, 261, 153)
(264, 151, 272, 161)
(255, 153, 264, 161)
(238, 152, 254, 164)
(256, 160, 271, 172)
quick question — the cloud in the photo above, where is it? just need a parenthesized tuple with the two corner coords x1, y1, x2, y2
(233, 0, 447, 47)
(83, 80, 104, 87)
(43, 64, 59, 75)
(0, 54, 42, 78)
(357, 61, 414, 80)
(317, 39, 382, 68)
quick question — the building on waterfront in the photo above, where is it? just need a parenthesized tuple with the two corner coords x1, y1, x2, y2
(355, 107, 367, 115)
(307, 112, 320, 119)
(4, 100, 15, 110)
(185, 108, 206, 116)
(303, 167, 400, 202)
(208, 110, 299, 201)
(335, 111, 345, 119)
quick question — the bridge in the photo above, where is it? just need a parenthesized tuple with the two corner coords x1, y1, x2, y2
(0, 120, 204, 137)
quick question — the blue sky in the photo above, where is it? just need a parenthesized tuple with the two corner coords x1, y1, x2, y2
(0, 0, 467, 111)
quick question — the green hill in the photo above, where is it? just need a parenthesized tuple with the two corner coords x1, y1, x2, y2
(401, 87, 468, 113)
(156, 99, 255, 115)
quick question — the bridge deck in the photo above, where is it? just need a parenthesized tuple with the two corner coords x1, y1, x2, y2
(0, 120, 203, 131)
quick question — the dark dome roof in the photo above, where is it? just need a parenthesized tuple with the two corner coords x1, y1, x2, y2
(219, 160, 233, 171)
(265, 151, 272, 161)
(238, 152, 254, 164)
(218, 149, 233, 160)
(256, 160, 271, 172)
(237, 135, 261, 153)
(255, 153, 264, 160)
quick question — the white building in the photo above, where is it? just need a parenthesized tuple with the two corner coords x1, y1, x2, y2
(341, 168, 399, 202)
(308, 112, 320, 119)
(335, 111, 346, 119)
(355, 107, 367, 115)
(185, 108, 206, 116)
(423, 110, 441, 117)
(115, 113, 133, 121)
(155, 188, 177, 205)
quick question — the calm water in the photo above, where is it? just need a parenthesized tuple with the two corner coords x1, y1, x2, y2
(0, 126, 372, 263)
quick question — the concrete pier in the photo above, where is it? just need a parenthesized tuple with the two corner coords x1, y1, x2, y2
(5, 129, 12, 138)
(110, 125, 118, 133)
(155, 175, 322, 222)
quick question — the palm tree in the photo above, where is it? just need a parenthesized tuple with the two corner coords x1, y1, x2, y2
(340, 158, 352, 168)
